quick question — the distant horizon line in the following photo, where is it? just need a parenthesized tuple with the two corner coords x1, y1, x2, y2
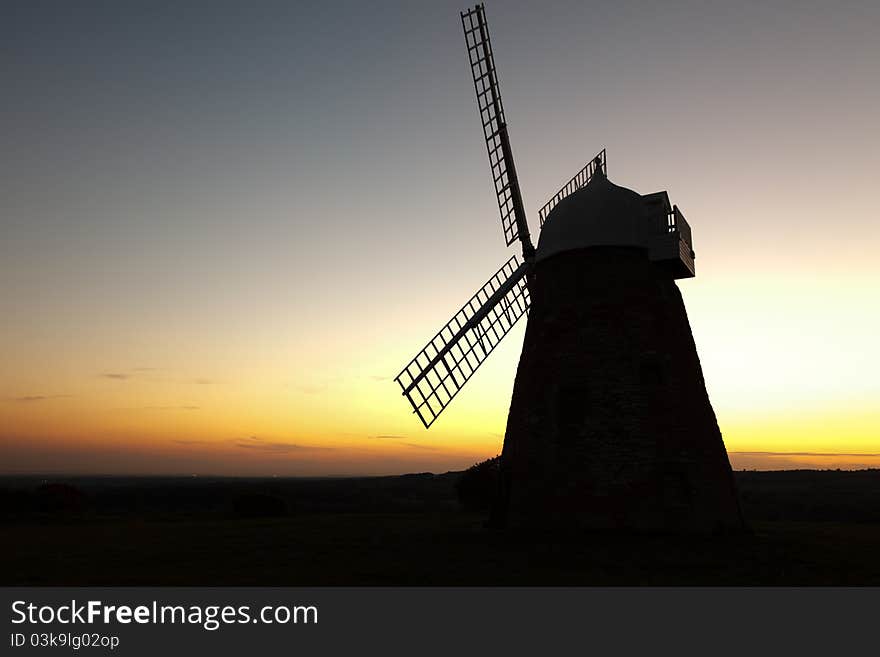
(2, 467, 879, 480)
(729, 451, 880, 457)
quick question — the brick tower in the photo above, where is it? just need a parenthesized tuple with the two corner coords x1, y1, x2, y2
(493, 167, 746, 532)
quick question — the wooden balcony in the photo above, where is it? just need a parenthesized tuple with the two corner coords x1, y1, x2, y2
(642, 192, 696, 279)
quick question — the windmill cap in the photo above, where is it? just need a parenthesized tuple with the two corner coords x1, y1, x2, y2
(535, 171, 649, 263)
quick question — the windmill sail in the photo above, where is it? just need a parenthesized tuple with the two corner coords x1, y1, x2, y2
(461, 4, 534, 258)
(395, 256, 530, 428)
(538, 148, 607, 226)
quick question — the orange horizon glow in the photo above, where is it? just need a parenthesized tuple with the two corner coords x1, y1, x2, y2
(2, 268, 878, 476)
(2, 252, 879, 476)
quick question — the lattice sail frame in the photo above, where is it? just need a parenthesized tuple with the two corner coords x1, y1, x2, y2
(538, 148, 607, 226)
(395, 256, 530, 428)
(461, 4, 529, 250)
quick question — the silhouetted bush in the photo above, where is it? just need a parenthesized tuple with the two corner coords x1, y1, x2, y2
(232, 493, 288, 518)
(35, 483, 86, 514)
(456, 456, 500, 512)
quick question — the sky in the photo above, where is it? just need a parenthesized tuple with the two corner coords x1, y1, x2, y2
(1, 0, 878, 475)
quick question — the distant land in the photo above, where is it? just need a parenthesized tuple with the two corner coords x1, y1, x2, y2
(2, 469, 879, 585)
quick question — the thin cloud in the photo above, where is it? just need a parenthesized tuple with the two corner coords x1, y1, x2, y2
(101, 368, 217, 385)
(141, 405, 201, 411)
(101, 367, 163, 380)
(365, 435, 437, 449)
(232, 436, 333, 453)
(400, 442, 439, 451)
(9, 394, 71, 403)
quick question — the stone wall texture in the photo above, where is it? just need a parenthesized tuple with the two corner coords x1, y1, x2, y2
(494, 246, 746, 532)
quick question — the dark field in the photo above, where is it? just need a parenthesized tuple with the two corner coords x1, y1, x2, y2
(2, 470, 879, 585)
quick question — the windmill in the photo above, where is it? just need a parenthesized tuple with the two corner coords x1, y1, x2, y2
(395, 4, 745, 532)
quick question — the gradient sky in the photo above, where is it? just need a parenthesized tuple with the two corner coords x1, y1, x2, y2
(2, 0, 878, 475)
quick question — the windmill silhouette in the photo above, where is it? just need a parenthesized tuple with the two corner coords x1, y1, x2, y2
(395, 4, 745, 532)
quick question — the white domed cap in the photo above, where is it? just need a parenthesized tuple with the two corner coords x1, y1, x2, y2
(535, 167, 649, 263)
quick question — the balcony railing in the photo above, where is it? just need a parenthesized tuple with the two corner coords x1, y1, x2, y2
(538, 149, 606, 226)
(667, 205, 692, 251)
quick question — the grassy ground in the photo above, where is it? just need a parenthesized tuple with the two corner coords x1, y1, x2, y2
(2, 471, 879, 585)
(3, 514, 879, 585)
